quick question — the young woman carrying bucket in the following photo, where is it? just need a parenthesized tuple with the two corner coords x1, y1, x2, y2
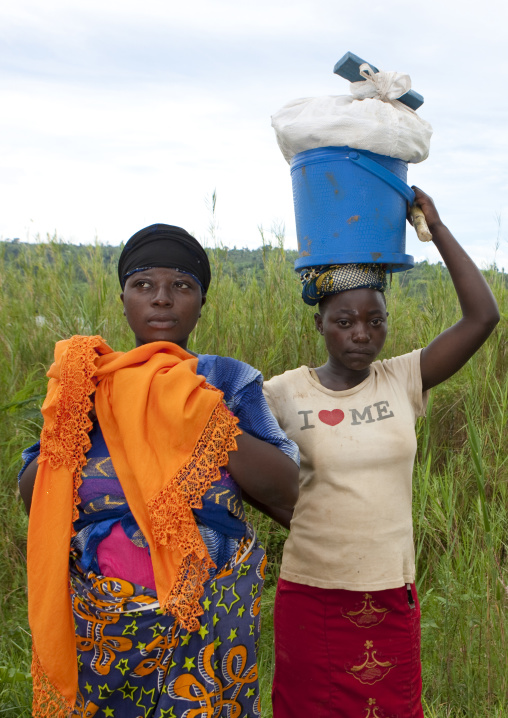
(263, 187, 499, 717)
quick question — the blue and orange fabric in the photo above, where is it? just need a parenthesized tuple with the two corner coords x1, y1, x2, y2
(70, 526, 266, 717)
(20, 355, 299, 496)
(28, 336, 242, 716)
(20, 352, 298, 587)
(73, 421, 247, 587)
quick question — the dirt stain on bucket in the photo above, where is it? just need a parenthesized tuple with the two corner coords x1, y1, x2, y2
(347, 215, 360, 224)
(325, 172, 343, 198)
(299, 236, 312, 257)
(371, 252, 382, 261)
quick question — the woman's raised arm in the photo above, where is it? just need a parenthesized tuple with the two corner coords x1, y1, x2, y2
(415, 187, 500, 392)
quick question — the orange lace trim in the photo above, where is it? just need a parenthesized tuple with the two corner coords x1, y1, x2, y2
(38, 336, 241, 635)
(31, 646, 73, 718)
(39, 335, 102, 529)
(147, 397, 241, 631)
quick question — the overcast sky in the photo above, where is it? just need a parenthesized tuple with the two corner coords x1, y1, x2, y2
(1, 0, 507, 269)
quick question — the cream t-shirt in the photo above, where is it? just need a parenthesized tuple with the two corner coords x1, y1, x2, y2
(263, 350, 427, 591)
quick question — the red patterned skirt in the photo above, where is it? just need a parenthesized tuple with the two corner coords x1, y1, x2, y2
(273, 579, 423, 718)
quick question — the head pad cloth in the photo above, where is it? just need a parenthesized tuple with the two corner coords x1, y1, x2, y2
(118, 224, 211, 293)
(300, 263, 387, 306)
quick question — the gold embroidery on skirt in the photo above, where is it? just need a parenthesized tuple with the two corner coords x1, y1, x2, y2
(342, 593, 391, 628)
(345, 640, 396, 685)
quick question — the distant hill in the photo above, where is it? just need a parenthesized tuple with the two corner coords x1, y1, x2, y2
(2, 239, 502, 297)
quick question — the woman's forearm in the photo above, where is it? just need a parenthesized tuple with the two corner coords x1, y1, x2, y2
(227, 431, 299, 510)
(242, 491, 294, 530)
(19, 458, 38, 514)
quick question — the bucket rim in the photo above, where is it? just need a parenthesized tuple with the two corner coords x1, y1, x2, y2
(290, 145, 408, 172)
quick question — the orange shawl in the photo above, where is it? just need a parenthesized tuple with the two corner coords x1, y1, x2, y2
(27, 335, 240, 716)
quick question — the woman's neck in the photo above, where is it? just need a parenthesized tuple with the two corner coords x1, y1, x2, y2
(314, 360, 371, 391)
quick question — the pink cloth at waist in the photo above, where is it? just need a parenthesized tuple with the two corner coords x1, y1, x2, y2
(96, 522, 156, 590)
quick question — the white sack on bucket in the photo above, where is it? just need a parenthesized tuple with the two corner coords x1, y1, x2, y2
(271, 65, 433, 164)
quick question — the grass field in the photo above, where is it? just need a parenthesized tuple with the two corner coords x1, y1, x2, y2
(0, 236, 507, 715)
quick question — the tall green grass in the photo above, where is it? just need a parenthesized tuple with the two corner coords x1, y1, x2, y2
(0, 236, 507, 716)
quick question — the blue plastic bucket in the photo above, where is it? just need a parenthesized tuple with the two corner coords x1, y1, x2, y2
(291, 146, 415, 271)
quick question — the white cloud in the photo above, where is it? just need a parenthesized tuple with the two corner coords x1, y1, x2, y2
(0, 0, 507, 269)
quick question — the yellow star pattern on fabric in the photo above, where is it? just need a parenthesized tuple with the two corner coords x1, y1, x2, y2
(115, 658, 130, 676)
(237, 563, 251, 578)
(246, 688, 256, 697)
(214, 636, 222, 649)
(227, 628, 238, 642)
(98, 683, 115, 701)
(150, 622, 165, 637)
(202, 597, 212, 611)
(237, 605, 246, 617)
(250, 583, 259, 598)
(76, 654, 83, 672)
(249, 623, 256, 636)
(84, 682, 93, 694)
(122, 620, 138, 636)
(159, 708, 177, 718)
(217, 583, 240, 614)
(213, 613, 220, 626)
(180, 633, 192, 646)
(136, 642, 147, 651)
(198, 623, 209, 639)
(210, 581, 218, 595)
(184, 656, 196, 671)
(103, 707, 115, 717)
(119, 680, 137, 700)
(136, 687, 156, 717)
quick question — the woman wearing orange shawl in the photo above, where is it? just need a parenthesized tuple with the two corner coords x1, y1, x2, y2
(19, 224, 299, 717)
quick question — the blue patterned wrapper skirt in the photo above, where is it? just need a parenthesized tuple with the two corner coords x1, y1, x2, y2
(70, 527, 265, 718)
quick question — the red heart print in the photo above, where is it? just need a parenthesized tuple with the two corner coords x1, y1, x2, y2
(318, 409, 344, 426)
